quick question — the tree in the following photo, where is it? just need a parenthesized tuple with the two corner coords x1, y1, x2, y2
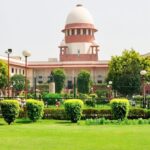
(52, 69, 66, 93)
(11, 74, 25, 92)
(77, 70, 91, 94)
(0, 60, 8, 90)
(107, 49, 150, 96)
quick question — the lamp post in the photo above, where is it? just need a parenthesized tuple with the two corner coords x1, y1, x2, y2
(22, 50, 31, 99)
(73, 77, 76, 98)
(5, 49, 12, 98)
(107, 81, 112, 100)
(140, 70, 147, 108)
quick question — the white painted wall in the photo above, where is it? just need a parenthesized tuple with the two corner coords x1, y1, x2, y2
(66, 42, 92, 54)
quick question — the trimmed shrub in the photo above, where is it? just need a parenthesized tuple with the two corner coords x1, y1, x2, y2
(0, 100, 20, 125)
(110, 98, 129, 120)
(64, 99, 84, 123)
(26, 99, 44, 122)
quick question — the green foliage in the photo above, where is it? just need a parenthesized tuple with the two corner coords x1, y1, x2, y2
(85, 118, 150, 125)
(11, 74, 25, 91)
(0, 60, 8, 89)
(96, 90, 108, 104)
(107, 49, 150, 96)
(110, 98, 129, 120)
(77, 70, 91, 94)
(85, 99, 96, 107)
(52, 69, 66, 93)
(89, 93, 98, 99)
(42, 93, 62, 105)
(26, 99, 44, 122)
(64, 99, 84, 123)
(83, 108, 112, 119)
(43, 108, 66, 120)
(128, 108, 147, 119)
(0, 100, 20, 124)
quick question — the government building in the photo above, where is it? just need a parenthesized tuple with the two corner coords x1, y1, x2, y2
(0, 4, 150, 94)
(0, 4, 109, 92)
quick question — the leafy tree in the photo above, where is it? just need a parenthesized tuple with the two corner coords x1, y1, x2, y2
(107, 49, 150, 96)
(11, 74, 25, 91)
(77, 70, 91, 94)
(0, 60, 8, 90)
(52, 69, 66, 93)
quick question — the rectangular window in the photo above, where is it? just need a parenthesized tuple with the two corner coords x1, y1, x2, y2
(88, 29, 91, 35)
(39, 76, 42, 79)
(71, 29, 74, 35)
(83, 29, 86, 35)
(11, 68, 14, 73)
(67, 80, 73, 89)
(77, 29, 80, 35)
(97, 80, 102, 84)
(67, 30, 70, 36)
(38, 81, 43, 84)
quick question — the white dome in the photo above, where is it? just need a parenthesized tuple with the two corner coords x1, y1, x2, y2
(66, 4, 94, 25)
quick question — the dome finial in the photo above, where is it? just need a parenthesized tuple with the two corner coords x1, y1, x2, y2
(76, 4, 83, 7)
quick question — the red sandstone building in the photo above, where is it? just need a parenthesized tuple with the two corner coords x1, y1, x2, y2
(0, 4, 109, 91)
(28, 4, 109, 88)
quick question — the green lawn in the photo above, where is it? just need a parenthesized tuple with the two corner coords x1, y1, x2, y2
(0, 119, 150, 150)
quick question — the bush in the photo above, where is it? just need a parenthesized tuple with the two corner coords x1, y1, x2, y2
(110, 98, 129, 120)
(26, 99, 44, 122)
(42, 93, 62, 105)
(64, 99, 84, 123)
(0, 100, 20, 125)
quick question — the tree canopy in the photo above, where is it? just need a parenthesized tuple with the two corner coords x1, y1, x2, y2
(77, 70, 91, 94)
(107, 49, 150, 96)
(11, 74, 25, 92)
(0, 60, 8, 89)
(52, 69, 66, 93)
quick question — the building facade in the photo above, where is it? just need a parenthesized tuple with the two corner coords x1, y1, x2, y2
(0, 4, 109, 92)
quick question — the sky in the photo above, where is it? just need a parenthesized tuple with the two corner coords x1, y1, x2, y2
(0, 0, 150, 61)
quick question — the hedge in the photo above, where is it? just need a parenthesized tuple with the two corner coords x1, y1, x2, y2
(18, 107, 150, 120)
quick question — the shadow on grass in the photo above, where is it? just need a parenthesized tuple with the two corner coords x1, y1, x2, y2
(55, 120, 71, 124)
(0, 123, 6, 126)
(16, 118, 32, 124)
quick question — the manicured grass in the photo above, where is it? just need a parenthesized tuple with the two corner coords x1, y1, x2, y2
(0, 118, 150, 150)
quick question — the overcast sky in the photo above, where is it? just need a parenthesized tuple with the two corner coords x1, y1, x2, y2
(0, 0, 150, 61)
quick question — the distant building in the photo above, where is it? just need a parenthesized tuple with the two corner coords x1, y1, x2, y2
(2, 4, 149, 96)
(0, 4, 109, 92)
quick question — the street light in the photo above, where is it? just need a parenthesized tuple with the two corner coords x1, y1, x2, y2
(107, 81, 112, 100)
(22, 50, 31, 99)
(5, 49, 12, 98)
(73, 77, 76, 98)
(140, 70, 147, 108)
